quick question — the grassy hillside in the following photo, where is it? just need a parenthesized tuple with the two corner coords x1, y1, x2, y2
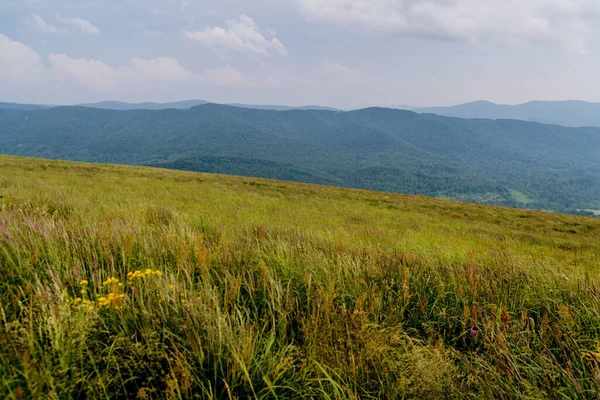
(2, 155, 600, 399)
(2, 104, 600, 214)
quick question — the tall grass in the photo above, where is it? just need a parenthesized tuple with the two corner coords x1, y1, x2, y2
(1, 155, 600, 398)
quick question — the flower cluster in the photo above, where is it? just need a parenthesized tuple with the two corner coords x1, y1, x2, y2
(73, 279, 95, 311)
(104, 277, 122, 287)
(72, 297, 95, 310)
(73, 270, 163, 312)
(97, 292, 126, 309)
(128, 268, 162, 280)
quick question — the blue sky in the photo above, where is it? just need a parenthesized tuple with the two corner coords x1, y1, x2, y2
(2, 0, 600, 108)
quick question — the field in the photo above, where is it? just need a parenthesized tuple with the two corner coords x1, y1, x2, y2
(1, 155, 600, 399)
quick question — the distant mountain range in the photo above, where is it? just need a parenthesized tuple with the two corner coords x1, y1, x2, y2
(0, 100, 341, 112)
(5, 99, 600, 127)
(1, 103, 599, 215)
(412, 100, 600, 127)
(78, 100, 209, 110)
(72, 99, 600, 127)
(224, 103, 340, 112)
(0, 102, 51, 111)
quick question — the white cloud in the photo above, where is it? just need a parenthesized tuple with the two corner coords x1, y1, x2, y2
(49, 54, 122, 90)
(56, 14, 100, 34)
(184, 15, 287, 57)
(203, 65, 253, 87)
(297, 0, 600, 51)
(48, 53, 251, 90)
(0, 33, 252, 100)
(0, 34, 45, 84)
(28, 14, 65, 34)
(322, 61, 360, 79)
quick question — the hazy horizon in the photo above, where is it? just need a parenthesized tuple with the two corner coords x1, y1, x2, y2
(3, 98, 600, 111)
(0, 98, 598, 111)
(3, 0, 600, 109)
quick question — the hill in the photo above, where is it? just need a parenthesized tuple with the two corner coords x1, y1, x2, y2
(149, 155, 339, 185)
(1, 104, 599, 214)
(0, 102, 51, 110)
(76, 100, 341, 112)
(416, 100, 600, 127)
(226, 103, 341, 111)
(78, 99, 209, 110)
(1, 155, 600, 398)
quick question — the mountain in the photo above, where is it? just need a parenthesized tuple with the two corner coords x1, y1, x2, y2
(1, 103, 600, 214)
(77, 100, 341, 112)
(226, 103, 341, 111)
(0, 102, 51, 110)
(150, 155, 339, 185)
(415, 100, 600, 127)
(78, 99, 209, 110)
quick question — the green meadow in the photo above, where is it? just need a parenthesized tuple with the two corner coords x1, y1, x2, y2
(1, 155, 600, 399)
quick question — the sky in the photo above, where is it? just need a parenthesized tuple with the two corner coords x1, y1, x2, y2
(2, 0, 600, 109)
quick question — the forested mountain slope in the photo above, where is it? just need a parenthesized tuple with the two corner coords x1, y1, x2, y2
(1, 103, 599, 214)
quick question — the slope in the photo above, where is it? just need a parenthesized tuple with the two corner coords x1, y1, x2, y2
(1, 155, 600, 398)
(1, 104, 600, 213)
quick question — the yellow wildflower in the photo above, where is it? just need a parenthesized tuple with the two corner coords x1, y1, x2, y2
(97, 293, 126, 309)
(97, 296, 110, 308)
(80, 280, 89, 286)
(107, 292, 125, 301)
(128, 269, 162, 280)
(73, 297, 82, 305)
(80, 289, 87, 295)
(104, 277, 120, 287)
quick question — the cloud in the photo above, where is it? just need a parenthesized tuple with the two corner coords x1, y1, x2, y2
(297, 0, 600, 51)
(28, 14, 65, 34)
(184, 15, 287, 57)
(0, 34, 45, 84)
(322, 61, 360, 79)
(49, 54, 123, 90)
(0, 33, 251, 101)
(48, 54, 251, 90)
(181, 1, 192, 11)
(203, 65, 253, 87)
(56, 14, 100, 34)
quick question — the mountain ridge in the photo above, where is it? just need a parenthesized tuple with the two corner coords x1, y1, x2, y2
(1, 103, 599, 215)
(415, 99, 600, 127)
